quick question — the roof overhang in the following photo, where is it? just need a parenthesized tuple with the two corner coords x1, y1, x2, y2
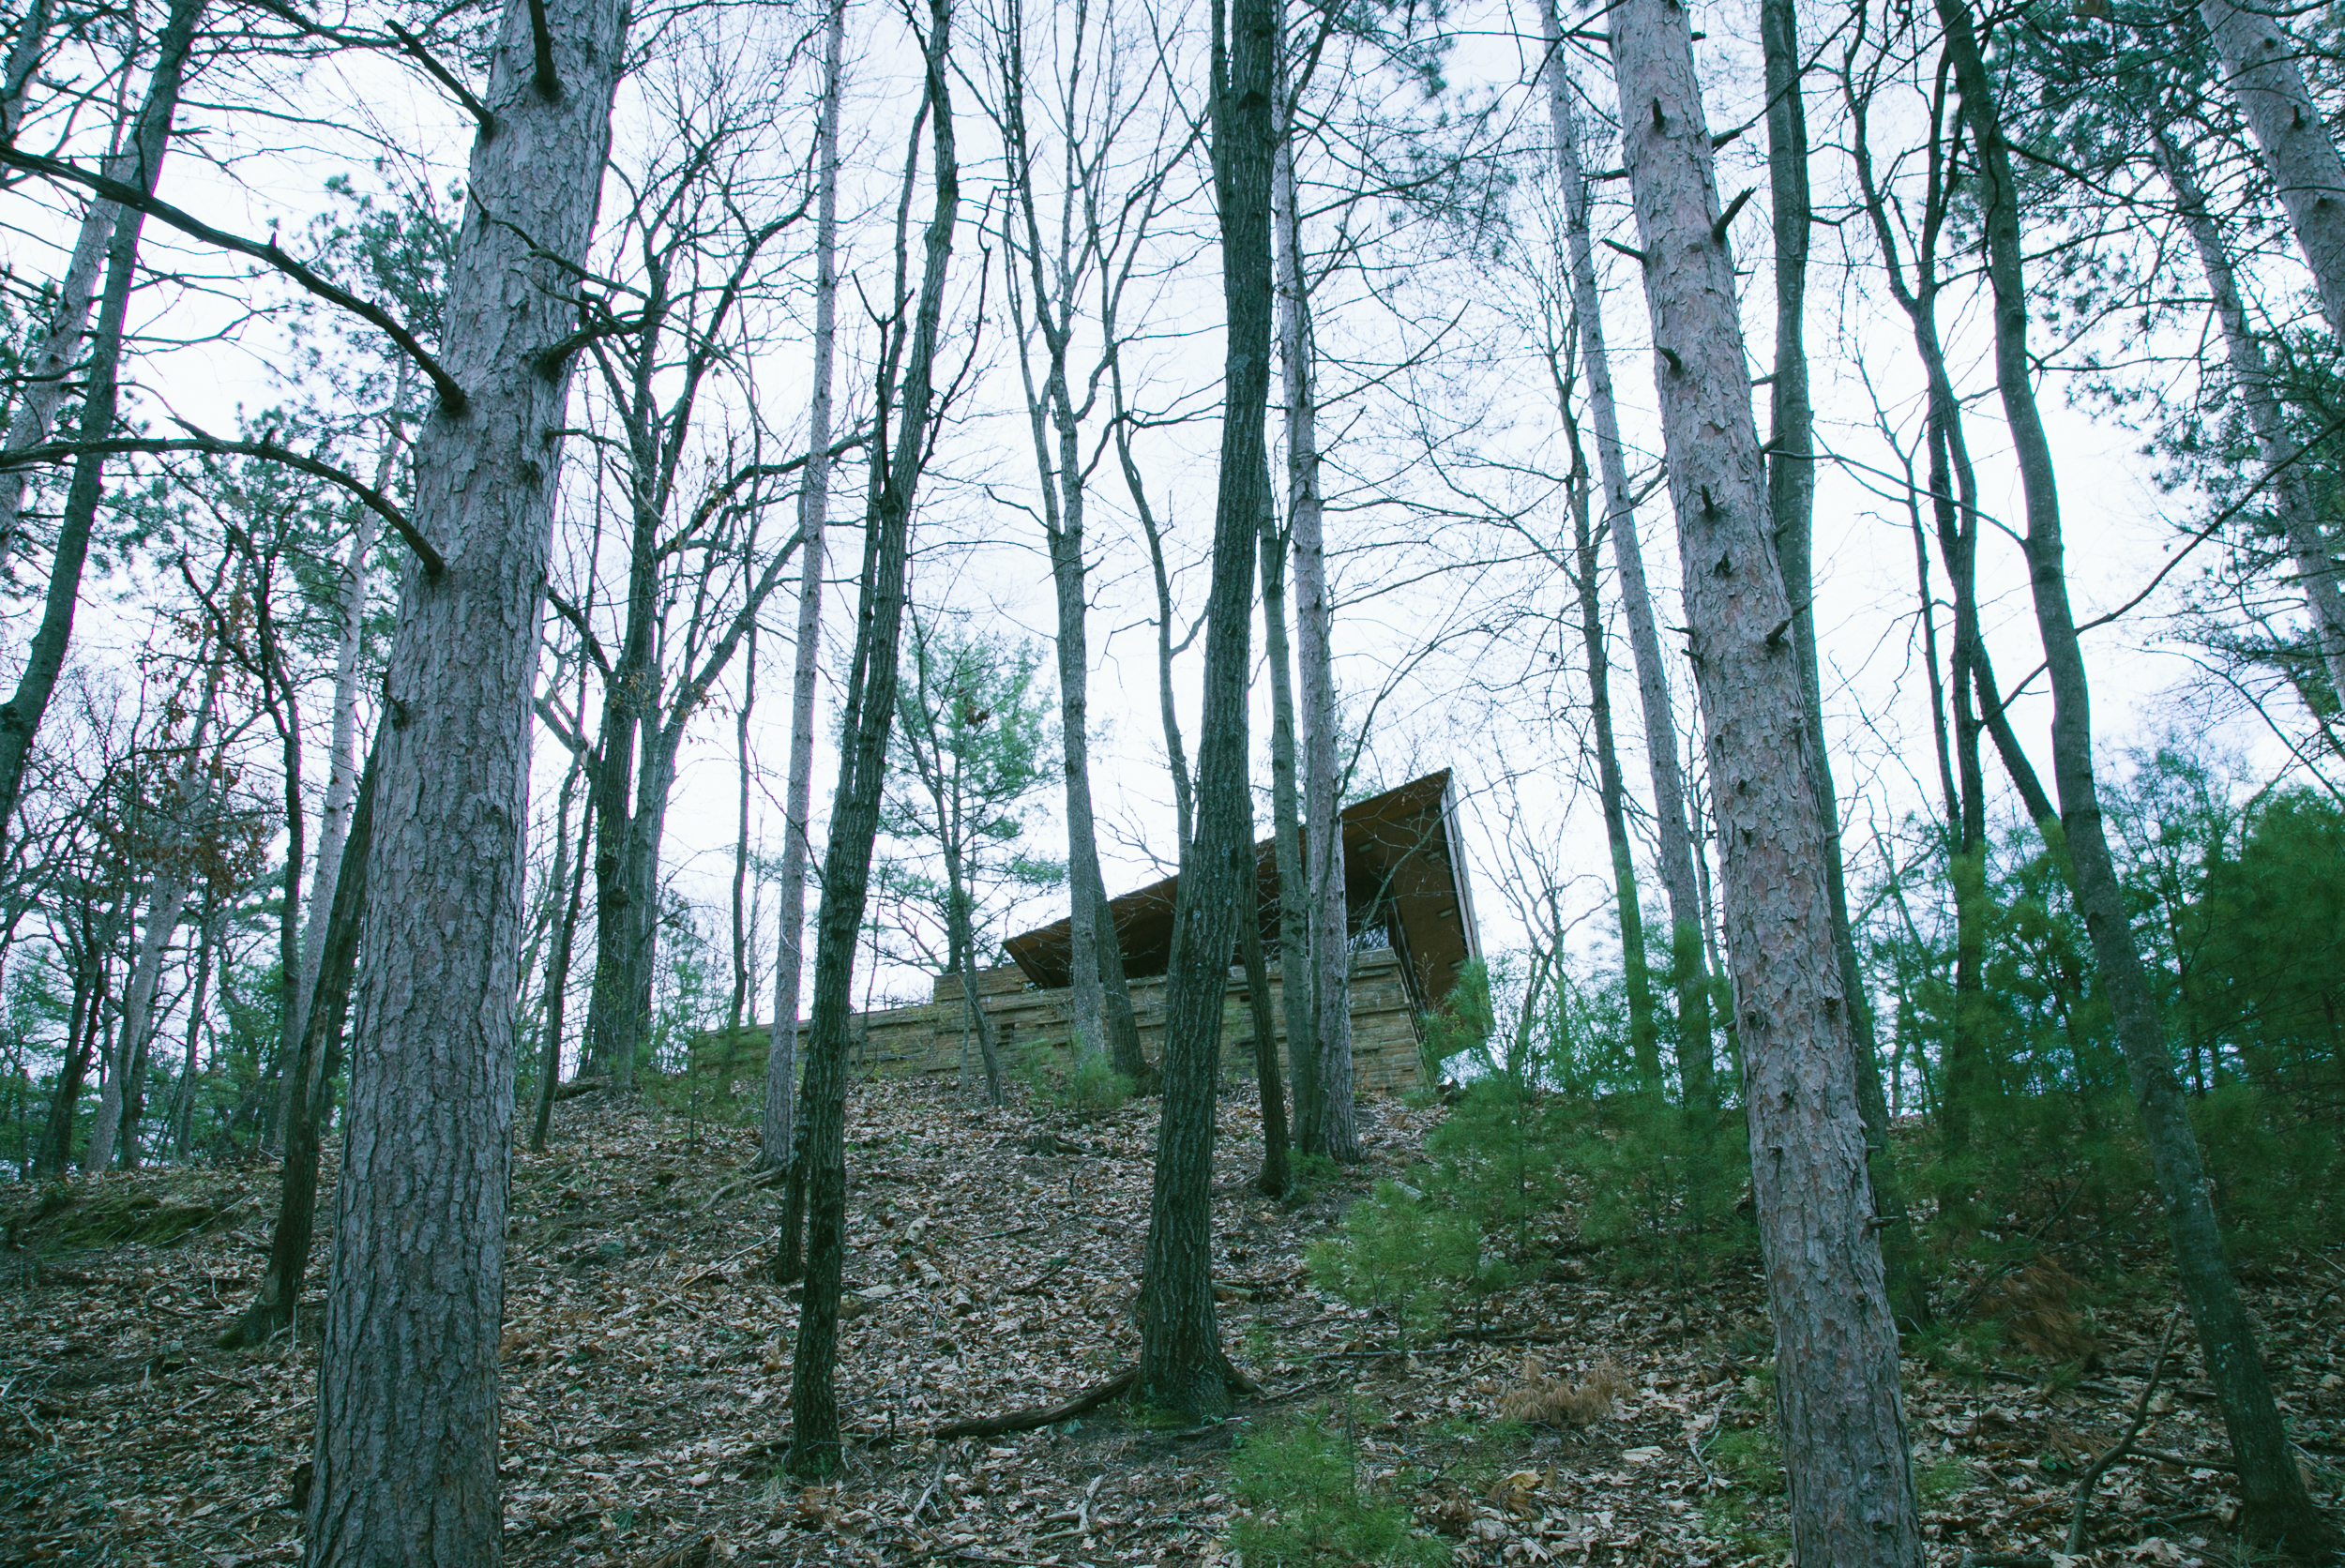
(1003, 768, 1482, 1013)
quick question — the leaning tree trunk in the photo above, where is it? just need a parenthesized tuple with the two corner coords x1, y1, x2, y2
(296, 398, 403, 1033)
(1605, 3, 1925, 1563)
(2156, 127, 2345, 704)
(222, 743, 376, 1349)
(1939, 3, 2335, 1551)
(2197, 0, 2345, 349)
(0, 194, 109, 577)
(532, 747, 591, 1153)
(0, 0, 203, 851)
(1566, 462, 1660, 1090)
(763, 0, 844, 1170)
(0, 0, 52, 145)
(1759, 0, 1923, 1325)
(787, 0, 957, 1476)
(84, 867, 191, 1173)
(1274, 104, 1356, 1162)
(305, 0, 625, 1557)
(1259, 514, 1320, 1141)
(1540, 0, 1716, 1111)
(1136, 0, 1273, 1423)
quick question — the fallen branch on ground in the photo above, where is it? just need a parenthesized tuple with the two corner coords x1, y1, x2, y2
(931, 1367, 1136, 1440)
(2066, 1309, 2183, 1554)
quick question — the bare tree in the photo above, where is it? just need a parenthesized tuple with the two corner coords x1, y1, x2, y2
(2196, 0, 2345, 347)
(305, 0, 627, 1552)
(1603, 0, 1925, 1559)
(1936, 0, 2335, 1548)
(1135, 0, 1274, 1422)
(764, 0, 848, 1173)
(0, 0, 205, 851)
(785, 0, 960, 1473)
(1538, 0, 1715, 1111)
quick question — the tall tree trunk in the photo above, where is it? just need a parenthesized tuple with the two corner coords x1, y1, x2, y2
(0, 0, 204, 850)
(1127, 436, 1196, 848)
(85, 868, 190, 1173)
(38, 896, 120, 1176)
(1566, 466, 1660, 1091)
(1760, 0, 1922, 1325)
(999, 20, 1153, 1088)
(1274, 94, 1356, 1163)
(1136, 0, 1272, 1423)
(222, 743, 376, 1349)
(1540, 0, 1716, 1111)
(730, 626, 758, 1033)
(764, 0, 845, 1172)
(1940, 5, 2335, 1551)
(532, 748, 589, 1153)
(787, 4, 957, 1474)
(0, 203, 109, 578)
(258, 583, 308, 1157)
(2156, 126, 2345, 703)
(1259, 515, 1320, 1142)
(2197, 0, 2345, 348)
(950, 885, 1006, 1108)
(1846, 66, 2050, 1156)
(171, 893, 220, 1157)
(0, 0, 52, 145)
(296, 399, 403, 1040)
(1238, 846, 1289, 1198)
(306, 0, 626, 1554)
(1606, 3, 1925, 1561)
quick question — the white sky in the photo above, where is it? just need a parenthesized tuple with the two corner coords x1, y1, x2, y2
(3, 0, 2326, 1034)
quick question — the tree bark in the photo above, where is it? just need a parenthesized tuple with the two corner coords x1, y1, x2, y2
(1606, 2, 1924, 1560)
(1539, 0, 1715, 1111)
(532, 746, 591, 1153)
(2197, 0, 2345, 348)
(729, 626, 757, 1033)
(305, 0, 625, 1555)
(84, 868, 190, 1173)
(1259, 515, 1320, 1145)
(1940, 4, 2335, 1552)
(1136, 0, 1273, 1423)
(787, 3, 957, 1475)
(0, 0, 204, 852)
(222, 742, 376, 1350)
(2155, 126, 2345, 705)
(1563, 439, 1659, 1090)
(1238, 844, 1289, 1198)
(764, 0, 844, 1171)
(38, 895, 119, 1177)
(296, 400, 402, 1043)
(0, 0, 51, 145)
(1274, 89, 1356, 1163)
(1761, 0, 1922, 1325)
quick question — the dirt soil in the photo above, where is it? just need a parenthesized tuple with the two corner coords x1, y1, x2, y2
(2, 1079, 2338, 1566)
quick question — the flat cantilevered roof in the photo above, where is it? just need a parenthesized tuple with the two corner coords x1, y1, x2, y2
(1002, 768, 1482, 1014)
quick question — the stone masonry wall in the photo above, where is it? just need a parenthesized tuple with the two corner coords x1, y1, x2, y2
(687, 946, 1424, 1099)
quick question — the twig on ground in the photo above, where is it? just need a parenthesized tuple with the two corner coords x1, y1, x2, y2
(2065, 1309, 2182, 1555)
(930, 1367, 1137, 1440)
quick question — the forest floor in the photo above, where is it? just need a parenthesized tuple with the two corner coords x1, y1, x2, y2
(1, 1078, 2339, 1567)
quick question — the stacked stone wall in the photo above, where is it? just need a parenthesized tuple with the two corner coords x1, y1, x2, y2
(686, 947, 1424, 1098)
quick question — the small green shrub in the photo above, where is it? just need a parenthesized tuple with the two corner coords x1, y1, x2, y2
(1063, 1053, 1133, 1114)
(1916, 1455, 1973, 1505)
(1711, 1424, 1786, 1496)
(1015, 1043, 1131, 1115)
(1306, 1182, 1505, 1350)
(1227, 1404, 1449, 1568)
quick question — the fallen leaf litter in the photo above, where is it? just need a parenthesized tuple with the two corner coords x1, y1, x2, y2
(2, 1078, 2333, 1565)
